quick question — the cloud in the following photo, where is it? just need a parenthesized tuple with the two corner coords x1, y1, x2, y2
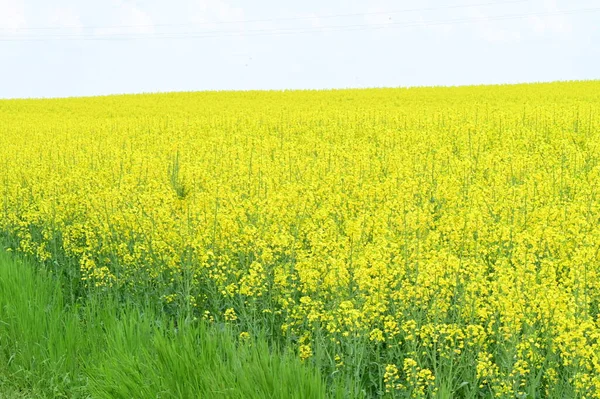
(0, 0, 27, 34)
(468, 6, 523, 44)
(468, 0, 573, 44)
(528, 0, 572, 36)
(93, 0, 154, 36)
(364, 9, 394, 27)
(47, 7, 84, 33)
(362, 3, 455, 37)
(189, 0, 245, 28)
(123, 4, 154, 34)
(306, 13, 323, 28)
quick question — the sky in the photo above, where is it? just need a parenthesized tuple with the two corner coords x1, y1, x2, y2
(0, 0, 599, 98)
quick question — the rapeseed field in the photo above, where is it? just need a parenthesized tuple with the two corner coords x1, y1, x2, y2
(1, 81, 599, 397)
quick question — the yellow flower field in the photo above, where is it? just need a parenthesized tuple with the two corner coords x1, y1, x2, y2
(1, 81, 599, 397)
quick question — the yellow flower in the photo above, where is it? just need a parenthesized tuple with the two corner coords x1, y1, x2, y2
(224, 308, 237, 322)
(369, 328, 384, 343)
(383, 364, 400, 393)
(299, 344, 312, 361)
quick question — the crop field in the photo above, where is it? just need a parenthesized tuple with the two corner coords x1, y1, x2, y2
(1, 81, 600, 398)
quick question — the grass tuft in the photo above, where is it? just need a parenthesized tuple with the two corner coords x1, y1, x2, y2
(0, 250, 330, 398)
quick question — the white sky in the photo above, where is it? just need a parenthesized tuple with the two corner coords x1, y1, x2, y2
(0, 0, 598, 98)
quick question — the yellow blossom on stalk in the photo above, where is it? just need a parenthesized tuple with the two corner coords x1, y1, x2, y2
(299, 344, 312, 361)
(384, 364, 400, 393)
(334, 354, 344, 368)
(239, 331, 250, 341)
(369, 328, 384, 343)
(224, 308, 237, 322)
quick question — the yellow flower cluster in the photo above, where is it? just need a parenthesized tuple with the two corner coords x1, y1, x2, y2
(1, 82, 600, 396)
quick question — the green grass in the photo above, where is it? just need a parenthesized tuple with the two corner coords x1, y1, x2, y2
(0, 250, 333, 398)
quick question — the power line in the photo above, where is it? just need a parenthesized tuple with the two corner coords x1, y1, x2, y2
(1, 0, 531, 32)
(0, 6, 597, 42)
